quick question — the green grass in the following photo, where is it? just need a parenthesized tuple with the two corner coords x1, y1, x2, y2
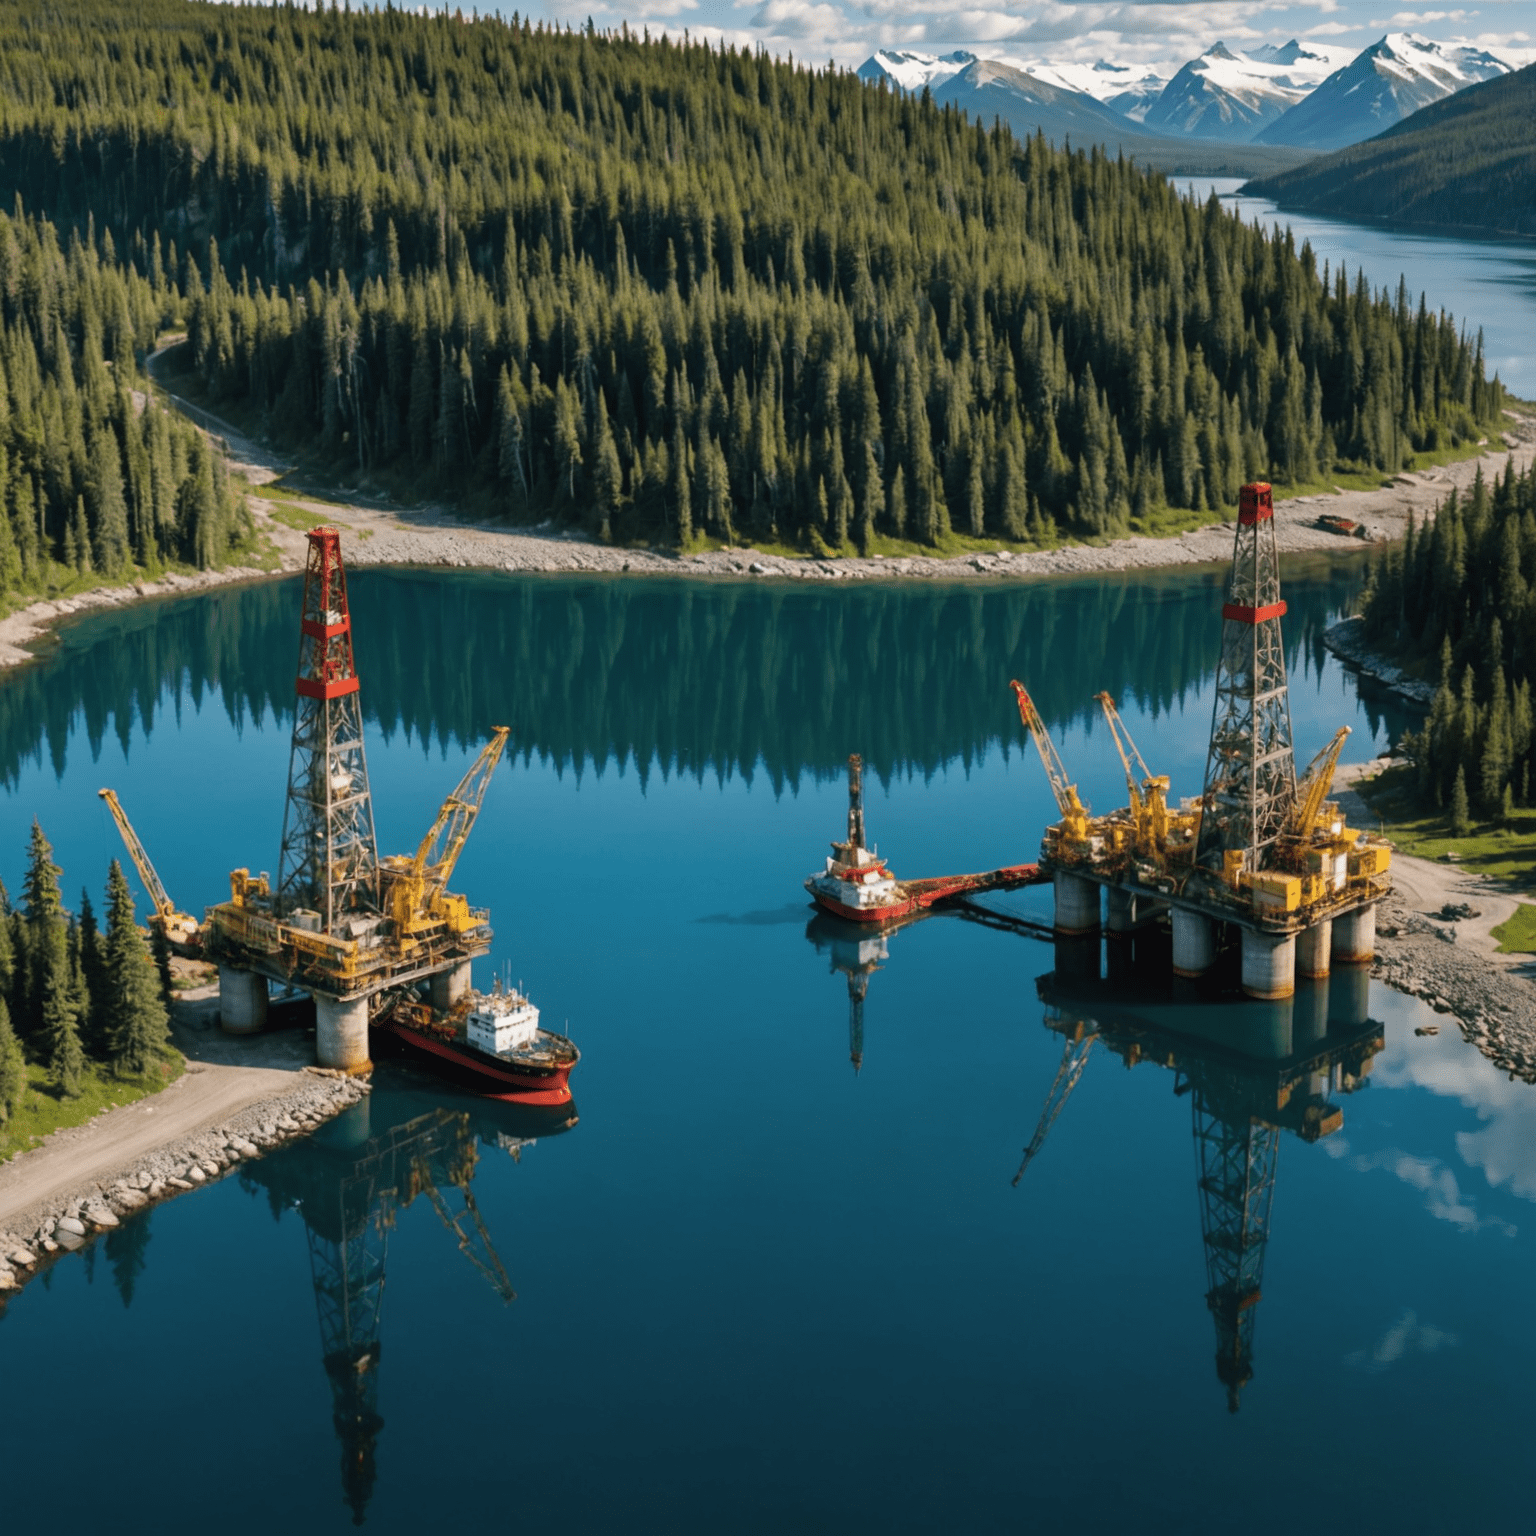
(1491, 903, 1536, 953)
(1354, 763, 1536, 883)
(259, 498, 334, 533)
(0, 1051, 185, 1164)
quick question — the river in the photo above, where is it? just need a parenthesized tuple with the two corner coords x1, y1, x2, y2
(1185, 178, 1536, 401)
(2, 564, 1534, 1532)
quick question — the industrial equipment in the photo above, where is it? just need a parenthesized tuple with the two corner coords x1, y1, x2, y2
(1012, 1021, 1096, 1185)
(97, 788, 202, 954)
(1010, 680, 1090, 855)
(378, 727, 511, 945)
(1092, 692, 1196, 869)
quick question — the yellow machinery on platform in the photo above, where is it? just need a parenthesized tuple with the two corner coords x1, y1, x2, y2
(98, 788, 203, 955)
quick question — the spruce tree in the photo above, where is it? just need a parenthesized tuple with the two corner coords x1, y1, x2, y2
(1450, 765, 1472, 838)
(104, 860, 170, 1078)
(0, 995, 24, 1123)
(40, 931, 83, 1097)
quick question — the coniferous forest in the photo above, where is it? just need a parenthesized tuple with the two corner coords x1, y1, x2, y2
(0, 0, 1510, 589)
(1361, 462, 1536, 820)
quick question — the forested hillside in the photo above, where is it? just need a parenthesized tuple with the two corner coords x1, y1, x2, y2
(0, 210, 246, 600)
(1361, 461, 1536, 816)
(0, 0, 1510, 574)
(1247, 65, 1536, 236)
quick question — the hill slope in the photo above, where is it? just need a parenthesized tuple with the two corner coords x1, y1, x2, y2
(1246, 64, 1536, 235)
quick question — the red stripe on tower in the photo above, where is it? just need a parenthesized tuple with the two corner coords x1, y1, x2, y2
(1221, 601, 1288, 624)
(1237, 482, 1273, 525)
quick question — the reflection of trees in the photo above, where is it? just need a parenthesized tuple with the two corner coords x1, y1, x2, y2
(0, 563, 1391, 790)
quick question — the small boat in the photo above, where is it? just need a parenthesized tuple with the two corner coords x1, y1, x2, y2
(805, 752, 921, 925)
(372, 982, 579, 1106)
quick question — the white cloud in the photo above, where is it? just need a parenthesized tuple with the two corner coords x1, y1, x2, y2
(1350, 1146, 1517, 1235)
(1345, 1308, 1458, 1373)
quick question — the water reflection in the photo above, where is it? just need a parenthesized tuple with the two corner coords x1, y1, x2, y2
(241, 1083, 577, 1523)
(1034, 940, 1382, 1411)
(0, 562, 1390, 791)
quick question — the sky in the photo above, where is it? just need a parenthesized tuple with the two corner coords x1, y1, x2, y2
(506, 0, 1536, 71)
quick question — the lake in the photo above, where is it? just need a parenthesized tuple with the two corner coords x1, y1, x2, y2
(3, 563, 1534, 1532)
(1187, 177, 1536, 401)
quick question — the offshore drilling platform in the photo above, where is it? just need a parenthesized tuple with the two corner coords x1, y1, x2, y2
(1019, 483, 1393, 999)
(104, 528, 508, 1072)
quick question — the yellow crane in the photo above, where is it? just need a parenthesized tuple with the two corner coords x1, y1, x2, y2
(97, 788, 202, 954)
(1094, 691, 1172, 862)
(378, 727, 511, 941)
(1010, 680, 1090, 849)
(1289, 727, 1351, 840)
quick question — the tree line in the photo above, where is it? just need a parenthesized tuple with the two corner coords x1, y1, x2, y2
(0, 207, 248, 603)
(0, 822, 171, 1120)
(1360, 460, 1536, 825)
(0, 0, 1508, 568)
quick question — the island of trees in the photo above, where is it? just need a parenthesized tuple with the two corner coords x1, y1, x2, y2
(0, 0, 1511, 596)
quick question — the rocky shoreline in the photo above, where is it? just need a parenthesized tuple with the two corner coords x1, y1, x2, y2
(0, 1068, 370, 1306)
(1322, 616, 1435, 707)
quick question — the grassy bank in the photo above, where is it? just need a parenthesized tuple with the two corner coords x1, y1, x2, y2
(1355, 763, 1536, 882)
(0, 1052, 185, 1165)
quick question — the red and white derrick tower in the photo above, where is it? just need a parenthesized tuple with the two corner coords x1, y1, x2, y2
(1196, 483, 1297, 877)
(277, 528, 380, 931)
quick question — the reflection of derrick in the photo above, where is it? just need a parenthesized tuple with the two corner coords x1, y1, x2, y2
(805, 911, 889, 1073)
(248, 1099, 553, 1524)
(1192, 1103, 1278, 1414)
(1029, 962, 1381, 1411)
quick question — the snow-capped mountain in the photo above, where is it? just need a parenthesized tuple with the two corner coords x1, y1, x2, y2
(1141, 40, 1351, 141)
(929, 59, 1156, 151)
(1256, 33, 1516, 149)
(1014, 59, 1168, 121)
(856, 50, 975, 94)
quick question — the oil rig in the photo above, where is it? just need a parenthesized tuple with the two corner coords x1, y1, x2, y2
(103, 528, 508, 1071)
(1018, 484, 1392, 1000)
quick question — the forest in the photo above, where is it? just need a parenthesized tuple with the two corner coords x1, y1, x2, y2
(0, 820, 172, 1122)
(1247, 65, 1536, 239)
(1361, 461, 1536, 821)
(0, 0, 1511, 586)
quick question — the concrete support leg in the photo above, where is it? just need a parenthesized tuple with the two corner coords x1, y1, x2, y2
(1171, 909, 1216, 977)
(315, 995, 371, 1072)
(1332, 905, 1377, 965)
(1106, 888, 1137, 933)
(218, 965, 268, 1035)
(1241, 929, 1296, 1000)
(1053, 873, 1100, 936)
(1296, 919, 1333, 979)
(430, 958, 474, 1013)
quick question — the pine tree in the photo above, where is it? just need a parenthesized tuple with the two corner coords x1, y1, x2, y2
(103, 860, 170, 1078)
(40, 930, 83, 1097)
(0, 995, 24, 1123)
(1450, 765, 1471, 838)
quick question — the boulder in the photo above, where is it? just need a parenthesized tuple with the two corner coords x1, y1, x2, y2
(187, 1167, 206, 1184)
(86, 1207, 120, 1229)
(55, 1216, 87, 1237)
(53, 1229, 84, 1252)
(147, 1181, 165, 1200)
(0, 1268, 15, 1290)
(200, 1161, 220, 1177)
(166, 1177, 193, 1191)
(7, 1248, 37, 1268)
(114, 1189, 149, 1212)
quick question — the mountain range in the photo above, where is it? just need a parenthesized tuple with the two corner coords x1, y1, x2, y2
(858, 33, 1530, 156)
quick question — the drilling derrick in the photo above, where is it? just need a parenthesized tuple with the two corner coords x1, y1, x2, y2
(278, 528, 379, 930)
(1196, 483, 1297, 879)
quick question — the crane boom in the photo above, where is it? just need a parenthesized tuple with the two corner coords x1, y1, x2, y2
(1290, 728, 1350, 838)
(99, 788, 174, 917)
(1010, 681, 1085, 820)
(1014, 1027, 1097, 1186)
(1094, 692, 1153, 813)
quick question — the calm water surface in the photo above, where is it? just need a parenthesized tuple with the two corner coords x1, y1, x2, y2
(2, 567, 1532, 1534)
(1190, 177, 1536, 399)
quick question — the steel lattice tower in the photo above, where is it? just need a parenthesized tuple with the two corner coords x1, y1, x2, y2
(277, 528, 379, 929)
(1193, 1095, 1279, 1414)
(1196, 483, 1297, 875)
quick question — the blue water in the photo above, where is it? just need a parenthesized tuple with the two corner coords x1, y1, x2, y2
(1, 567, 1532, 1533)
